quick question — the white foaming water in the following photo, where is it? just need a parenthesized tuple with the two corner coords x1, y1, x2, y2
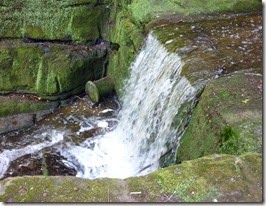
(0, 130, 64, 179)
(62, 33, 196, 179)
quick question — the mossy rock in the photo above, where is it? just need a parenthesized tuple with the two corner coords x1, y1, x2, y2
(107, 10, 145, 97)
(129, 0, 262, 24)
(0, 94, 62, 134)
(0, 0, 110, 42)
(0, 95, 59, 118)
(0, 152, 262, 202)
(176, 71, 262, 163)
(0, 40, 107, 99)
(153, 12, 262, 88)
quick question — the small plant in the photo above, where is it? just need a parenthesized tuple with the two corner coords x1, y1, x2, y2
(218, 126, 242, 155)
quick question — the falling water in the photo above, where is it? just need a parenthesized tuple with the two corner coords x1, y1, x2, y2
(0, 32, 196, 180)
(61, 33, 196, 179)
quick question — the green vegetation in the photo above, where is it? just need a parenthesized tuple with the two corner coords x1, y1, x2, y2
(0, 0, 109, 43)
(0, 40, 107, 100)
(107, 9, 145, 96)
(129, 0, 262, 24)
(176, 72, 262, 162)
(0, 153, 262, 202)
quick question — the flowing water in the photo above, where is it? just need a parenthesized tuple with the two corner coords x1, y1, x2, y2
(0, 33, 196, 180)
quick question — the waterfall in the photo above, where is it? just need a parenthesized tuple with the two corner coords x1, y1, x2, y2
(61, 33, 196, 179)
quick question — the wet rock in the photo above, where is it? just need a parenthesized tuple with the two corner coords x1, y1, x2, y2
(0, 153, 262, 202)
(42, 153, 77, 176)
(3, 152, 77, 180)
(153, 13, 262, 87)
(0, 113, 35, 135)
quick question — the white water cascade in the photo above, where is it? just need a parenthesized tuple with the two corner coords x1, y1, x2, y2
(61, 33, 196, 179)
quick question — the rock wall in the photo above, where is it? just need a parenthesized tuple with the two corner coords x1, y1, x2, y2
(0, 41, 107, 99)
(0, 0, 110, 43)
(0, 0, 111, 132)
(176, 71, 262, 162)
(0, 0, 263, 202)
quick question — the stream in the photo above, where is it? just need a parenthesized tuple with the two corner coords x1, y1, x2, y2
(0, 12, 261, 180)
(0, 33, 196, 180)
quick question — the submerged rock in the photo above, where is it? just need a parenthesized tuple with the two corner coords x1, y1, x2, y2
(0, 152, 262, 202)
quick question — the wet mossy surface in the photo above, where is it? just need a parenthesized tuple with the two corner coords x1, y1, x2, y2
(176, 71, 262, 162)
(0, 95, 59, 118)
(153, 12, 262, 87)
(0, 0, 263, 203)
(107, 9, 145, 97)
(0, 153, 262, 202)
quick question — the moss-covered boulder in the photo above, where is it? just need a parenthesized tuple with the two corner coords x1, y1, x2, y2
(0, 0, 110, 43)
(0, 152, 262, 202)
(0, 40, 107, 100)
(176, 71, 262, 162)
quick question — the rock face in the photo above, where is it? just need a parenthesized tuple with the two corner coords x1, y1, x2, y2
(0, 40, 107, 133)
(176, 71, 262, 162)
(0, 153, 262, 202)
(0, 0, 111, 132)
(0, 40, 107, 99)
(151, 12, 262, 164)
(0, 0, 110, 43)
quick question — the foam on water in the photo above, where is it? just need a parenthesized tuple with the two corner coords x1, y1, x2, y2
(0, 130, 64, 179)
(0, 33, 196, 180)
(61, 33, 196, 179)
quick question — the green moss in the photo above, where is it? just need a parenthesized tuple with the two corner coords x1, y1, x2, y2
(218, 126, 241, 155)
(0, 0, 110, 42)
(0, 153, 262, 202)
(130, 0, 261, 24)
(0, 42, 44, 92)
(176, 72, 262, 162)
(107, 10, 145, 97)
(70, 7, 109, 43)
(0, 40, 107, 100)
(153, 13, 262, 86)
(0, 96, 59, 117)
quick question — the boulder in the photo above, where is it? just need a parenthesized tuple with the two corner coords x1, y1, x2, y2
(0, 94, 60, 134)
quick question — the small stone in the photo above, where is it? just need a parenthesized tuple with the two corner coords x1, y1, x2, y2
(74, 187, 78, 191)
